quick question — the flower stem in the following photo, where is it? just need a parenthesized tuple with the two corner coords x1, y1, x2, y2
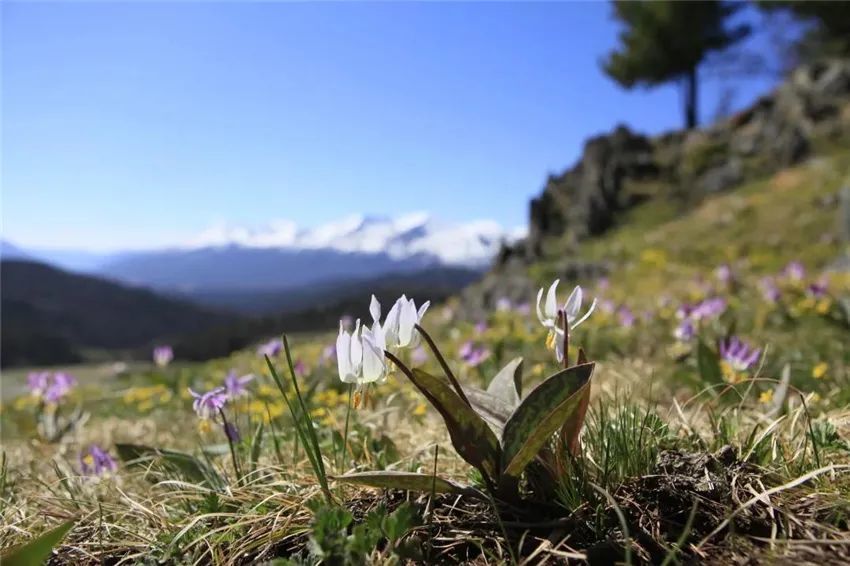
(340, 383, 353, 472)
(219, 408, 243, 485)
(414, 323, 472, 408)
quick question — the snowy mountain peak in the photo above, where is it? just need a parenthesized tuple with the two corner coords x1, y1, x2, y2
(184, 213, 525, 267)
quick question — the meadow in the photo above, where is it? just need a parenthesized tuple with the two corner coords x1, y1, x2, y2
(2, 148, 850, 565)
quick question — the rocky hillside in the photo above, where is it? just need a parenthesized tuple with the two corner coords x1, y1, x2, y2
(467, 58, 850, 312)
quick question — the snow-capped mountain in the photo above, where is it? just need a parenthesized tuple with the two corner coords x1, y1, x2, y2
(183, 213, 523, 267)
(5, 215, 525, 303)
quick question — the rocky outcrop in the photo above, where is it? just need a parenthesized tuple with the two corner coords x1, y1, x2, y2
(516, 58, 850, 263)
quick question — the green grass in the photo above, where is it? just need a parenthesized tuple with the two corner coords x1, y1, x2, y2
(1, 148, 849, 564)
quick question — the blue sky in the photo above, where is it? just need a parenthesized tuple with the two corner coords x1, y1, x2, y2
(3, 1, 785, 250)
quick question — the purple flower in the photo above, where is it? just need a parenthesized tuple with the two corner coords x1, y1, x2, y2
(474, 321, 488, 334)
(27, 371, 50, 398)
(495, 297, 513, 312)
(294, 359, 308, 376)
(759, 277, 781, 303)
(715, 264, 733, 284)
(599, 299, 616, 315)
(223, 370, 253, 399)
(719, 337, 761, 373)
(674, 319, 696, 342)
(617, 306, 635, 328)
(691, 297, 727, 321)
(806, 278, 828, 299)
(44, 372, 77, 403)
(321, 344, 336, 363)
(257, 338, 283, 358)
(783, 261, 805, 282)
(153, 346, 174, 367)
(515, 302, 531, 315)
(224, 422, 241, 443)
(80, 444, 117, 477)
(411, 346, 427, 364)
(596, 277, 610, 291)
(459, 340, 490, 368)
(189, 387, 228, 419)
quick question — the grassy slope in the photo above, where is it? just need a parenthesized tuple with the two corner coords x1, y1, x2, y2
(2, 149, 849, 563)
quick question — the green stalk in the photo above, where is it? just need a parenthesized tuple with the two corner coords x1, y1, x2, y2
(218, 408, 243, 485)
(414, 323, 472, 408)
(340, 383, 354, 472)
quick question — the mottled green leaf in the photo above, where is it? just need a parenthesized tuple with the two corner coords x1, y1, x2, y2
(486, 357, 523, 407)
(501, 362, 595, 478)
(332, 471, 479, 496)
(116, 443, 225, 489)
(408, 369, 501, 483)
(1, 518, 75, 566)
(697, 339, 724, 384)
(463, 386, 513, 436)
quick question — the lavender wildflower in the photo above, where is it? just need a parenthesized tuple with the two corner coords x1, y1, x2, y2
(719, 337, 761, 382)
(459, 340, 490, 368)
(257, 338, 283, 358)
(153, 345, 174, 367)
(27, 371, 50, 398)
(783, 261, 805, 282)
(617, 306, 635, 328)
(759, 277, 781, 303)
(673, 319, 696, 342)
(189, 387, 228, 420)
(80, 444, 118, 477)
(223, 370, 254, 399)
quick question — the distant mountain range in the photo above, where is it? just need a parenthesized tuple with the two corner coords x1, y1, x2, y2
(2, 214, 523, 299)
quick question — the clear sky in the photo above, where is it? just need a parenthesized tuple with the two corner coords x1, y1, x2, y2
(3, 1, 784, 251)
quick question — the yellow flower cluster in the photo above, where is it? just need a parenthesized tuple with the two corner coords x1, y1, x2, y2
(123, 384, 173, 413)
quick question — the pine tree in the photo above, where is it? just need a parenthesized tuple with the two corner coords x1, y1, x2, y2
(602, 1, 750, 129)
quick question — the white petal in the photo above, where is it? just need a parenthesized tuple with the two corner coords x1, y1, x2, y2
(369, 295, 381, 323)
(554, 334, 565, 364)
(570, 298, 597, 329)
(398, 299, 417, 347)
(564, 286, 582, 320)
(536, 287, 547, 325)
(545, 279, 560, 319)
(360, 331, 386, 383)
(383, 299, 402, 347)
(417, 300, 430, 320)
(336, 327, 351, 381)
(350, 320, 363, 370)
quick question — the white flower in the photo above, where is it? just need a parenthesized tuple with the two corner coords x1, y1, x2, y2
(337, 319, 364, 383)
(371, 294, 430, 350)
(337, 313, 389, 386)
(535, 280, 596, 363)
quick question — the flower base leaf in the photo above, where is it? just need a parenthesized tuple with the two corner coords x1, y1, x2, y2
(1, 519, 76, 566)
(332, 471, 482, 497)
(408, 368, 502, 484)
(501, 362, 595, 479)
(463, 386, 515, 436)
(486, 357, 523, 407)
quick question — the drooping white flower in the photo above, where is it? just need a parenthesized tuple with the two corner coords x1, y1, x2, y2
(535, 280, 596, 363)
(371, 294, 430, 350)
(337, 319, 363, 383)
(336, 313, 389, 386)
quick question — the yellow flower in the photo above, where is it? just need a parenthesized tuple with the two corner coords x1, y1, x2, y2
(759, 390, 774, 404)
(721, 361, 743, 384)
(816, 298, 832, 315)
(812, 362, 828, 380)
(531, 363, 545, 378)
(412, 403, 427, 417)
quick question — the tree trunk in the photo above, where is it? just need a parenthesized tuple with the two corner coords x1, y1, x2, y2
(684, 66, 698, 129)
